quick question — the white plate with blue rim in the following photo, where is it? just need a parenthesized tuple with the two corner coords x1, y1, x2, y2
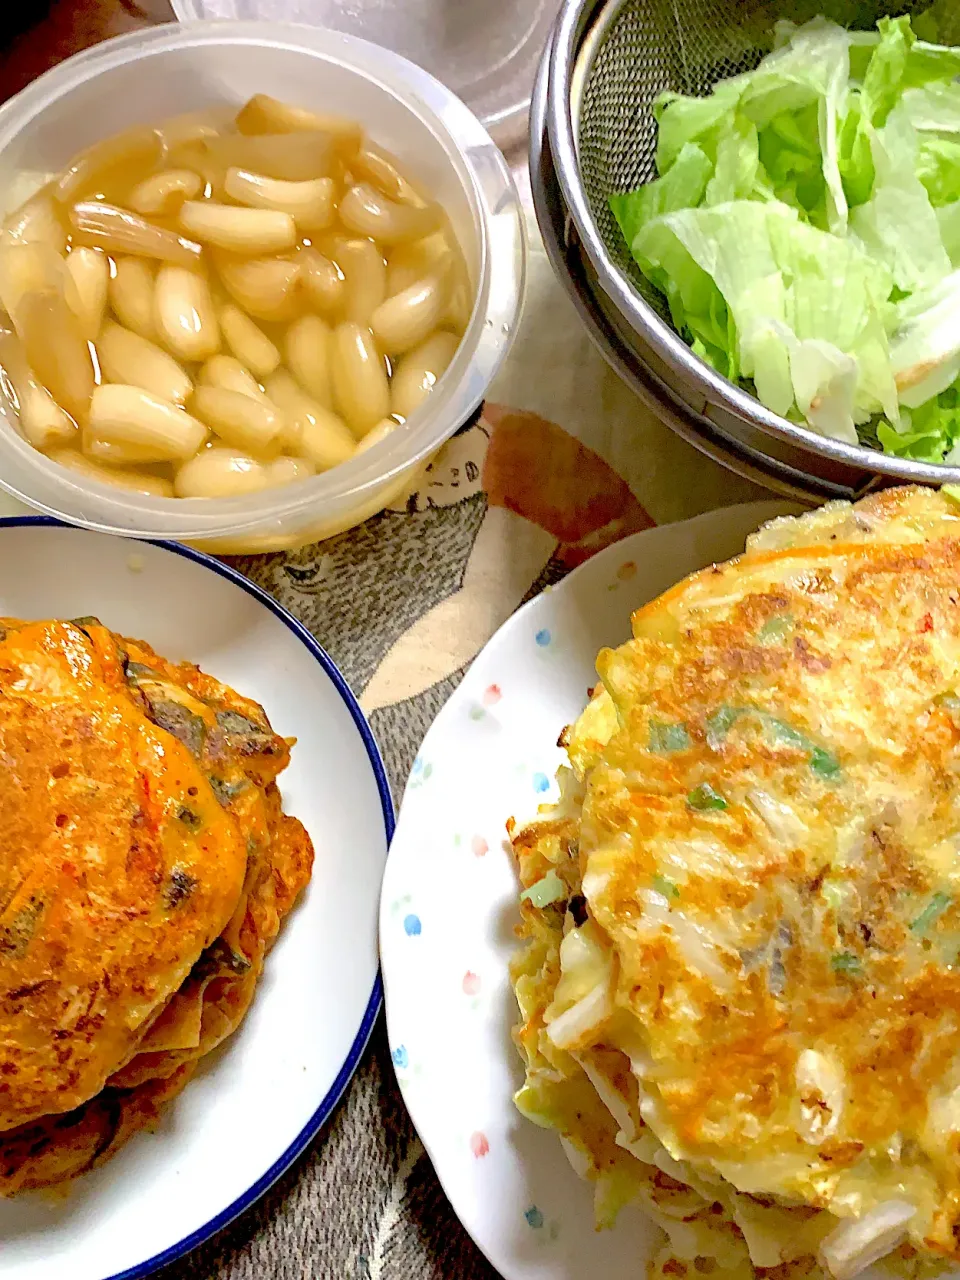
(0, 516, 391, 1280)
(380, 500, 797, 1279)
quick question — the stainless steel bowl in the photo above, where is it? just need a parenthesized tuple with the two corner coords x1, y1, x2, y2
(531, 0, 960, 500)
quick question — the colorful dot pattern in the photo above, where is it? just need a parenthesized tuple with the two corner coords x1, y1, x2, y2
(395, 607, 583, 1248)
(469, 1132, 489, 1159)
(387, 549, 673, 1255)
(408, 757, 433, 789)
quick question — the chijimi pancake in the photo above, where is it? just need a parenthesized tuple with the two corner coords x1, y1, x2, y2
(0, 618, 313, 1191)
(510, 487, 960, 1280)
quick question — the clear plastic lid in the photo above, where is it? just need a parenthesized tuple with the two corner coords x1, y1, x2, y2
(169, 0, 561, 148)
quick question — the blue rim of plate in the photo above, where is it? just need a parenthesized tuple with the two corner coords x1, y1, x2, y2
(0, 516, 393, 1280)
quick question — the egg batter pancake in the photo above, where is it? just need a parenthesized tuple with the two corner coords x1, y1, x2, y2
(0, 618, 313, 1191)
(510, 487, 960, 1280)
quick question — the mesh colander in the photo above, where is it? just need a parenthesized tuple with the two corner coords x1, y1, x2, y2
(533, 0, 960, 499)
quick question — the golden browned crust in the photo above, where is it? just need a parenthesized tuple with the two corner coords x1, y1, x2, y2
(0, 619, 314, 1192)
(508, 487, 960, 1274)
(0, 620, 249, 1133)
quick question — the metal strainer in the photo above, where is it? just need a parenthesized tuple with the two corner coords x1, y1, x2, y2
(532, 0, 960, 499)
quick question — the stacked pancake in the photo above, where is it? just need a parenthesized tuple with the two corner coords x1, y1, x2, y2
(0, 617, 313, 1192)
(510, 487, 960, 1280)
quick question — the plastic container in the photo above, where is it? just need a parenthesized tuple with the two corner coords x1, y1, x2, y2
(169, 0, 562, 151)
(0, 21, 525, 552)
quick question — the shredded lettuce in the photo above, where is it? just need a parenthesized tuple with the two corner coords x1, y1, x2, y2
(610, 11, 960, 463)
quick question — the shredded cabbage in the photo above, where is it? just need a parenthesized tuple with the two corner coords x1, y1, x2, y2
(610, 12, 960, 461)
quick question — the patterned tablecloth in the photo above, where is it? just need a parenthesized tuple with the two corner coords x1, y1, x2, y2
(1, 6, 770, 1277)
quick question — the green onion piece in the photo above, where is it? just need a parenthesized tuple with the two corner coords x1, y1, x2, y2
(649, 720, 691, 754)
(766, 717, 808, 749)
(652, 873, 681, 900)
(520, 869, 567, 909)
(810, 747, 842, 780)
(758, 615, 793, 643)
(831, 951, 861, 975)
(935, 691, 960, 712)
(687, 783, 728, 811)
(942, 484, 960, 508)
(765, 715, 841, 781)
(705, 705, 745, 750)
(910, 891, 952, 934)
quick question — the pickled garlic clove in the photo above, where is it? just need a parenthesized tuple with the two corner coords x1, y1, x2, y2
(218, 305, 280, 379)
(0, 332, 78, 449)
(319, 235, 385, 327)
(214, 252, 302, 322)
(330, 322, 390, 436)
(49, 447, 175, 497)
(54, 127, 163, 204)
(191, 386, 285, 456)
(390, 330, 460, 420)
(356, 416, 400, 454)
(223, 169, 335, 233)
(88, 383, 208, 461)
(129, 169, 204, 217)
(175, 447, 270, 498)
(98, 321, 193, 406)
(351, 143, 407, 201)
(285, 314, 332, 407)
(16, 288, 96, 423)
(298, 247, 345, 316)
(263, 368, 357, 469)
(69, 201, 203, 268)
(444, 274, 474, 333)
(204, 132, 337, 183)
(371, 271, 449, 356)
(199, 354, 271, 404)
(235, 96, 362, 155)
(158, 111, 224, 160)
(82, 431, 170, 467)
(264, 455, 315, 487)
(386, 232, 455, 296)
(0, 241, 64, 319)
(154, 265, 220, 362)
(1, 186, 68, 255)
(64, 247, 109, 341)
(338, 183, 441, 245)
(109, 257, 158, 341)
(179, 201, 297, 255)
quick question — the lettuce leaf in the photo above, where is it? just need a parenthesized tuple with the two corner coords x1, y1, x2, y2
(654, 80, 745, 174)
(630, 200, 895, 441)
(918, 135, 960, 205)
(850, 105, 951, 291)
(609, 143, 712, 242)
(609, 9, 960, 463)
(841, 15, 915, 206)
(877, 384, 960, 461)
(889, 268, 960, 407)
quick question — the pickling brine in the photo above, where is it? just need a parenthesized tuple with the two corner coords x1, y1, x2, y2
(0, 94, 474, 500)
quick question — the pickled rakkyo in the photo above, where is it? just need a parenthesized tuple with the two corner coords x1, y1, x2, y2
(0, 93, 472, 498)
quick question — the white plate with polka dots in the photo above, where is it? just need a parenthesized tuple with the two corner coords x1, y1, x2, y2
(379, 500, 797, 1279)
